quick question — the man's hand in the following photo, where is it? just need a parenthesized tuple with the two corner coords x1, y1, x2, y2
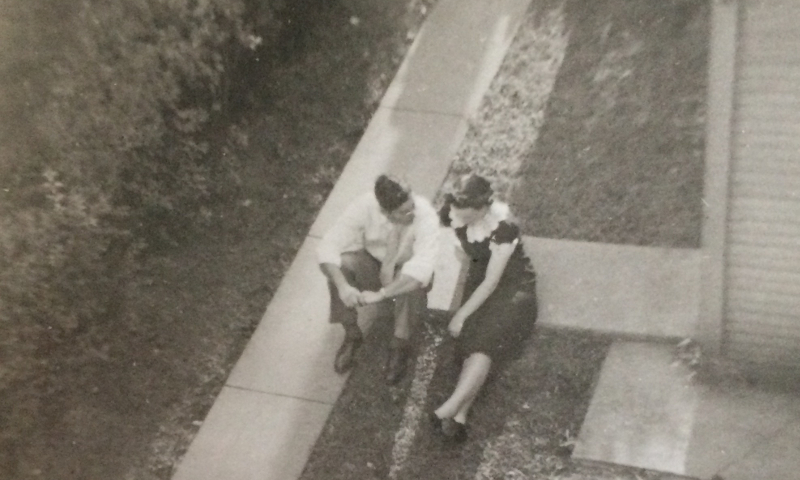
(448, 310, 468, 338)
(359, 290, 385, 305)
(338, 284, 362, 308)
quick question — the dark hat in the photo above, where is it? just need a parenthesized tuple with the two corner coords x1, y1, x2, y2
(451, 174, 493, 208)
(374, 174, 410, 212)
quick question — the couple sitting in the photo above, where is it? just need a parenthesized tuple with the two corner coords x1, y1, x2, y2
(317, 174, 538, 442)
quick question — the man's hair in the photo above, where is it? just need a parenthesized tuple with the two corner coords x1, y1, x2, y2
(374, 174, 410, 212)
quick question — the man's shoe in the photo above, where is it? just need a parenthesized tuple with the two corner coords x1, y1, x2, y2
(384, 341, 410, 385)
(334, 335, 363, 374)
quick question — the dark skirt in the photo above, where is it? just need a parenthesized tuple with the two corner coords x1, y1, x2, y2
(456, 274, 538, 364)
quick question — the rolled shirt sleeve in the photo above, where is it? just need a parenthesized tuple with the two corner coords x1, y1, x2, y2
(398, 195, 440, 286)
(316, 194, 371, 266)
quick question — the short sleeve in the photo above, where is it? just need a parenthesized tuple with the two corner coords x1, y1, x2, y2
(491, 221, 520, 245)
(398, 195, 440, 286)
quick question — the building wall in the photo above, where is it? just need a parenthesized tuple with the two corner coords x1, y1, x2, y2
(723, 0, 800, 366)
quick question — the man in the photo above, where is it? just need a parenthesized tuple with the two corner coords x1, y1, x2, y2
(317, 174, 439, 384)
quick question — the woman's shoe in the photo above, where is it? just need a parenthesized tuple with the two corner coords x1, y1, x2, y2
(428, 411, 443, 433)
(440, 418, 468, 444)
(450, 421, 468, 444)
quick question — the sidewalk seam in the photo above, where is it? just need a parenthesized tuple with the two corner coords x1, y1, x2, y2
(224, 384, 337, 406)
(378, 104, 467, 118)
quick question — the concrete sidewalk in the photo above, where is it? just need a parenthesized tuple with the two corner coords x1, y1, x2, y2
(171, 0, 535, 479)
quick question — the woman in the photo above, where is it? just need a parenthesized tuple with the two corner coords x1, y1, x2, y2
(430, 174, 538, 442)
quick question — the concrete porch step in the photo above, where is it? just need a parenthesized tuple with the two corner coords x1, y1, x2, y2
(572, 341, 698, 476)
(573, 340, 800, 479)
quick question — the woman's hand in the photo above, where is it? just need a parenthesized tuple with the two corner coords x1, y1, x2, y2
(451, 240, 516, 334)
(448, 311, 468, 338)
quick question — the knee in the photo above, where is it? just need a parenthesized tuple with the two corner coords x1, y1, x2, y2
(338, 252, 361, 274)
(465, 351, 492, 368)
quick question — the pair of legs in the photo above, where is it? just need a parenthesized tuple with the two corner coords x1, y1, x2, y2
(327, 250, 426, 378)
(434, 288, 537, 429)
(434, 351, 491, 425)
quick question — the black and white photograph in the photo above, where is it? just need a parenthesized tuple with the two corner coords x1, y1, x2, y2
(1, 0, 798, 479)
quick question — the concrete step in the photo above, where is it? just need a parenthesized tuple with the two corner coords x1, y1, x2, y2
(573, 340, 800, 479)
(573, 341, 698, 476)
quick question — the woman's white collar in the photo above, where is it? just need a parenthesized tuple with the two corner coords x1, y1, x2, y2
(450, 202, 510, 243)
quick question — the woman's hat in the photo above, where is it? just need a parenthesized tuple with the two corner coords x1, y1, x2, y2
(451, 174, 493, 208)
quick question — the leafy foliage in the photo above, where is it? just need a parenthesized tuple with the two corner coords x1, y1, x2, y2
(0, 0, 277, 404)
(39, 0, 263, 236)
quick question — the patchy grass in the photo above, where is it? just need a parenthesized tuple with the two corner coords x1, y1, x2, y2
(441, 0, 569, 203)
(445, 0, 709, 248)
(302, 319, 665, 479)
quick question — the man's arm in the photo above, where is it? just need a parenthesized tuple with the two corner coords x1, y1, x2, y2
(320, 262, 361, 308)
(362, 198, 439, 304)
(397, 198, 439, 286)
(317, 194, 371, 307)
(316, 194, 371, 267)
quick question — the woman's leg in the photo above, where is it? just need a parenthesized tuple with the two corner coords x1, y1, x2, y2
(434, 352, 492, 424)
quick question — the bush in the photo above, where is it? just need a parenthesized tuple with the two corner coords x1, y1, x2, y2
(38, 0, 267, 236)
(0, 0, 283, 388)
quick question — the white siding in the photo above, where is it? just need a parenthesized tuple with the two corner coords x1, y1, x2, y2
(724, 0, 800, 366)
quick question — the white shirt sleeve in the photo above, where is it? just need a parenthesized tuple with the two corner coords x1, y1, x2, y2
(399, 196, 440, 286)
(316, 194, 371, 266)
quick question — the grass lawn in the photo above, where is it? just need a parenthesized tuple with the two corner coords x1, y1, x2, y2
(302, 0, 708, 478)
(448, 0, 708, 248)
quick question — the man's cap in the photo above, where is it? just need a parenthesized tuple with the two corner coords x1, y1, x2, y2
(374, 174, 410, 212)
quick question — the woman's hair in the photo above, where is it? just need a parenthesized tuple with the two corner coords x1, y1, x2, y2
(450, 174, 493, 209)
(374, 174, 410, 212)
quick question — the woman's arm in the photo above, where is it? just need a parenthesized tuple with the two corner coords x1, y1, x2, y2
(448, 239, 516, 337)
(456, 240, 516, 318)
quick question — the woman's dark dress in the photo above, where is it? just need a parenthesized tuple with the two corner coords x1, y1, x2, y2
(440, 201, 538, 362)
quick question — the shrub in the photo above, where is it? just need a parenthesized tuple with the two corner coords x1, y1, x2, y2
(37, 0, 268, 238)
(0, 0, 282, 388)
